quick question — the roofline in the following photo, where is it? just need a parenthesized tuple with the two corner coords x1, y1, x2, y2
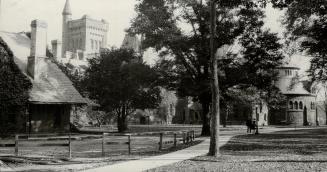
(283, 93, 316, 97)
(277, 66, 301, 70)
(29, 101, 87, 105)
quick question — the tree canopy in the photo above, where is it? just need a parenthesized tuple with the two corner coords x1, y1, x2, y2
(271, 0, 327, 81)
(130, 0, 285, 135)
(83, 48, 162, 132)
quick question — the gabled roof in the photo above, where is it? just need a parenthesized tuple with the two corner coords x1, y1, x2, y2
(0, 31, 86, 104)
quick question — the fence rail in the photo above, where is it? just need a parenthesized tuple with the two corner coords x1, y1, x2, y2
(0, 130, 197, 158)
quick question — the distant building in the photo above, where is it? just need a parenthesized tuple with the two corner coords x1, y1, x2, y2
(52, 0, 109, 74)
(121, 33, 143, 63)
(0, 20, 86, 133)
(270, 65, 325, 126)
(173, 97, 202, 124)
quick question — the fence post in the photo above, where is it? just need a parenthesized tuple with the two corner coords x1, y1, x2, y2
(192, 130, 195, 141)
(128, 135, 131, 155)
(102, 133, 105, 157)
(182, 132, 186, 144)
(174, 133, 177, 148)
(15, 135, 19, 156)
(159, 133, 163, 150)
(188, 132, 191, 143)
(68, 132, 72, 159)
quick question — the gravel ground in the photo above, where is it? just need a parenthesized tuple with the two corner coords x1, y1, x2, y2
(148, 128, 327, 172)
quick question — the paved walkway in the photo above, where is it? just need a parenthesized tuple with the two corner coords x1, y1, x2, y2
(84, 127, 311, 172)
(84, 136, 230, 172)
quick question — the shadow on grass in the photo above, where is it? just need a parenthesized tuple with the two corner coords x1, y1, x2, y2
(220, 128, 327, 156)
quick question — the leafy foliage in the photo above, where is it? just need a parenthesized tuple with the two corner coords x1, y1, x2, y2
(271, 0, 327, 81)
(83, 48, 162, 132)
(0, 38, 32, 134)
(130, 0, 285, 135)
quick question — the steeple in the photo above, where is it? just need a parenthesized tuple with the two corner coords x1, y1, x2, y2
(62, 0, 72, 15)
(62, 0, 72, 58)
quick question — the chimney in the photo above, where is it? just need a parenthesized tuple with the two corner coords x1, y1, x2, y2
(27, 20, 48, 79)
(51, 40, 62, 59)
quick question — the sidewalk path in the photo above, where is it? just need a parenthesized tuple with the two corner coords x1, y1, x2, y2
(83, 137, 229, 172)
(84, 127, 311, 172)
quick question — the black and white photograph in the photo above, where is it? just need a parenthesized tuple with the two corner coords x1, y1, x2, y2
(1, 0, 327, 171)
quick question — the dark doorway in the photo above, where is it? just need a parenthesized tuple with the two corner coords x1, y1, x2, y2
(54, 106, 62, 129)
(303, 106, 308, 126)
(140, 116, 146, 125)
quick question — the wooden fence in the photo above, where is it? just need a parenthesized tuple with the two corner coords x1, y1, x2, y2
(0, 130, 196, 158)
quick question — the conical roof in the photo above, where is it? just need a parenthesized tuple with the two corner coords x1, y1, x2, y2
(62, 0, 72, 15)
(121, 33, 141, 53)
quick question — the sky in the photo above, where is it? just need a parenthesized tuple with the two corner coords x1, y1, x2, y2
(0, 0, 285, 46)
(1, 0, 137, 47)
(0, 0, 290, 65)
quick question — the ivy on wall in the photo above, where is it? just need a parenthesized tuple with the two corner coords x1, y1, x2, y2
(0, 38, 32, 135)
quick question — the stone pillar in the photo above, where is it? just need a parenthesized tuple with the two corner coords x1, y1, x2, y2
(51, 40, 62, 59)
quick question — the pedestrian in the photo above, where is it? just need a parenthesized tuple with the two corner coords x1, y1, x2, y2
(246, 119, 252, 133)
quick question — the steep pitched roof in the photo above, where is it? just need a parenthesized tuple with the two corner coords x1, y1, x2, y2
(0, 31, 86, 104)
(283, 82, 314, 96)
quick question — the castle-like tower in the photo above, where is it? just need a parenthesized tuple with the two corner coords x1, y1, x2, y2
(54, 0, 108, 64)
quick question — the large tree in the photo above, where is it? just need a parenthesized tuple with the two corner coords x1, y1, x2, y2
(83, 48, 162, 132)
(270, 0, 327, 81)
(130, 0, 284, 136)
(0, 38, 32, 135)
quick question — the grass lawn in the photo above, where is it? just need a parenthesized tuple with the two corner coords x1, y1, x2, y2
(149, 128, 327, 172)
(0, 125, 204, 172)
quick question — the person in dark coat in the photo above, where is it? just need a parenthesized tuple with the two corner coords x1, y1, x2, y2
(246, 119, 252, 133)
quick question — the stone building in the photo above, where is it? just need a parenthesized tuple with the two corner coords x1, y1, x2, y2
(271, 65, 324, 126)
(173, 97, 202, 124)
(52, 0, 109, 73)
(0, 20, 86, 133)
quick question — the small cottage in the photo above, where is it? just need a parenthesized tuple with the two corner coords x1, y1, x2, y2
(0, 20, 86, 133)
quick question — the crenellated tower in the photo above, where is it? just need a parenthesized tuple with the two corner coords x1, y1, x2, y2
(62, 0, 72, 58)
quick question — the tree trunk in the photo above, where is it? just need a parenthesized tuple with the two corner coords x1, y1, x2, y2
(208, 0, 220, 157)
(200, 101, 210, 136)
(117, 105, 128, 133)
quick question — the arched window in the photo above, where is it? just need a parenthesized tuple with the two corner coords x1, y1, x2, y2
(289, 101, 293, 109)
(294, 101, 298, 109)
(91, 39, 94, 49)
(299, 102, 303, 109)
